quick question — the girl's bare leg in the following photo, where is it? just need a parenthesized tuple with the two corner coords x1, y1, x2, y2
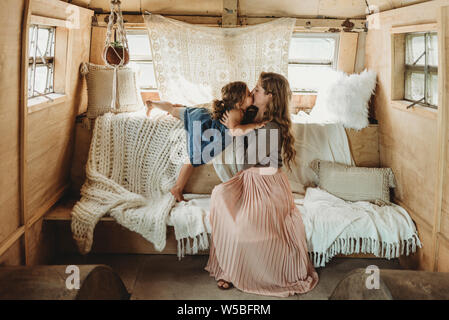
(146, 100, 183, 119)
(145, 100, 153, 117)
(170, 105, 184, 119)
(170, 162, 194, 202)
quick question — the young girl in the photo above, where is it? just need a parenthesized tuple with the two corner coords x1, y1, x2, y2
(146, 81, 265, 201)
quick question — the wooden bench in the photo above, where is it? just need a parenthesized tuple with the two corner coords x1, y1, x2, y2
(44, 194, 377, 258)
(51, 121, 381, 257)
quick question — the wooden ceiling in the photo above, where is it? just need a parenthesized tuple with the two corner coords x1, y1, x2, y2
(67, 0, 430, 18)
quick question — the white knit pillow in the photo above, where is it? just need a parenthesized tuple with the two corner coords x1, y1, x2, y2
(310, 160, 396, 204)
(309, 69, 377, 130)
(81, 62, 143, 119)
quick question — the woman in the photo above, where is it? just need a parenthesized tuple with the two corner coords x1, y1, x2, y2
(204, 72, 319, 297)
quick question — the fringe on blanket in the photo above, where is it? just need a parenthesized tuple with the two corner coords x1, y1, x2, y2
(177, 232, 210, 260)
(309, 234, 422, 268)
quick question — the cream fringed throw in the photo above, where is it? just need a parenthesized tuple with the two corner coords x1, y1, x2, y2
(295, 188, 422, 267)
(71, 112, 191, 254)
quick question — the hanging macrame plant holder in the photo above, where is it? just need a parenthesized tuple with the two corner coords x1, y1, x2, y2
(103, 0, 129, 67)
(102, 0, 129, 109)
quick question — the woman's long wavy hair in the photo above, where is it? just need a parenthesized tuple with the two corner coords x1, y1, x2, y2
(258, 72, 296, 171)
(210, 81, 248, 120)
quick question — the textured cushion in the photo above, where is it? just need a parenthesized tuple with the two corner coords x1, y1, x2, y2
(310, 160, 396, 204)
(81, 62, 143, 118)
(284, 121, 355, 195)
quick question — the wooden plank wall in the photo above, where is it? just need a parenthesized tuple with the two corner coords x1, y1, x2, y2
(0, 0, 94, 265)
(68, 0, 431, 19)
(365, 0, 449, 271)
(338, 32, 359, 74)
(23, 0, 93, 265)
(436, 5, 449, 272)
(0, 0, 27, 266)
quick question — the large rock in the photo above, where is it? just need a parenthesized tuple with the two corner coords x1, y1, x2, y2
(0, 265, 129, 300)
(330, 268, 449, 300)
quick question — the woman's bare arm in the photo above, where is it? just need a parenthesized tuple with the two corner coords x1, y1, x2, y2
(227, 122, 267, 136)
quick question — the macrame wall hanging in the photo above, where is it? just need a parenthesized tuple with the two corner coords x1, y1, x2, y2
(102, 0, 129, 109)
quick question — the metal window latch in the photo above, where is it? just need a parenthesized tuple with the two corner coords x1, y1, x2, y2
(406, 97, 425, 109)
(412, 51, 425, 66)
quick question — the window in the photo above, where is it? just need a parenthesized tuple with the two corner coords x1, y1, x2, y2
(27, 15, 71, 112)
(288, 33, 339, 93)
(126, 29, 157, 91)
(126, 30, 340, 94)
(404, 32, 438, 108)
(390, 24, 438, 117)
(28, 25, 56, 98)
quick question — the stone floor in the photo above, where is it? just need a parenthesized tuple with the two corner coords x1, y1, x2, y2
(53, 254, 403, 300)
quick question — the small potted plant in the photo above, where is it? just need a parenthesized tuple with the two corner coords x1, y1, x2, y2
(105, 41, 129, 66)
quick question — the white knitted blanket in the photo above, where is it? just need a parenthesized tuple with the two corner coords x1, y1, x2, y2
(168, 194, 212, 259)
(168, 190, 422, 267)
(296, 187, 422, 267)
(71, 112, 189, 254)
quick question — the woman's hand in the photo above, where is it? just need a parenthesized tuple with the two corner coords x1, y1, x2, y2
(220, 109, 243, 129)
(255, 121, 268, 129)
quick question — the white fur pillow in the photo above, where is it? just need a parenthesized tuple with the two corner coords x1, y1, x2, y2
(80, 62, 144, 119)
(309, 69, 377, 130)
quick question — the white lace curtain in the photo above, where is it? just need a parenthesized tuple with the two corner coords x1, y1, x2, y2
(144, 14, 296, 105)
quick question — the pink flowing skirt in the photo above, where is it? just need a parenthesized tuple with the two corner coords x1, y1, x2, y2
(205, 168, 319, 297)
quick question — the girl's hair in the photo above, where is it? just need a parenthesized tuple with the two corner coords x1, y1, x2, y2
(210, 81, 248, 120)
(258, 72, 296, 170)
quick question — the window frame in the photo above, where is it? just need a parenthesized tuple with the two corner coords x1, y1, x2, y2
(288, 32, 340, 93)
(28, 24, 56, 99)
(403, 31, 438, 109)
(390, 23, 439, 117)
(27, 15, 72, 112)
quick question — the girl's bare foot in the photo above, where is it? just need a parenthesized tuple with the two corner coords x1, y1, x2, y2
(145, 100, 154, 117)
(146, 100, 175, 117)
(170, 185, 185, 202)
